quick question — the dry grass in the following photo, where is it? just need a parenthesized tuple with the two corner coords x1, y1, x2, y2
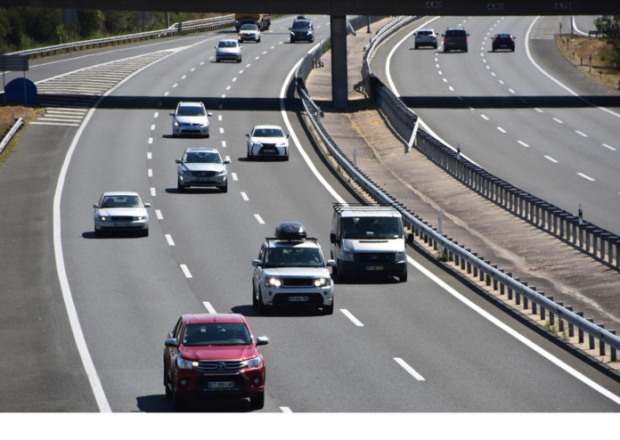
(0, 105, 46, 166)
(556, 35, 620, 91)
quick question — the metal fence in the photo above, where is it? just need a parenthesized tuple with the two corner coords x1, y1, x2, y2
(294, 17, 620, 363)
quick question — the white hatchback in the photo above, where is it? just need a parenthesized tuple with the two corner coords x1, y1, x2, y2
(170, 101, 212, 137)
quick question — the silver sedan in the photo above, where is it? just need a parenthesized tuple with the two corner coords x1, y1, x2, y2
(93, 191, 150, 237)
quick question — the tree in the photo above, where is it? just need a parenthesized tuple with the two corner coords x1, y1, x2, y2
(594, 15, 620, 67)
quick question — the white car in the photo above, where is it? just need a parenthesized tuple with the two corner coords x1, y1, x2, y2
(239, 23, 261, 43)
(176, 147, 230, 193)
(93, 191, 150, 237)
(246, 125, 290, 161)
(170, 101, 212, 138)
(414, 29, 438, 49)
(215, 39, 242, 63)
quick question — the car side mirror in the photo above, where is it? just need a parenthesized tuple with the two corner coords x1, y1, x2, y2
(223, 159, 231, 164)
(207, 112, 213, 117)
(252, 259, 262, 267)
(256, 336, 269, 346)
(164, 338, 178, 348)
(289, 27, 292, 31)
(286, 134, 290, 139)
(169, 112, 175, 116)
(326, 260, 335, 267)
(245, 133, 250, 138)
(175, 159, 182, 164)
(93, 204, 98, 209)
(330, 233, 336, 243)
(144, 203, 151, 208)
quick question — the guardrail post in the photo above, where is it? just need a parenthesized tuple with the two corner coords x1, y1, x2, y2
(616, 240, 620, 268)
(593, 229, 601, 257)
(539, 291, 545, 319)
(585, 226, 595, 253)
(547, 296, 554, 326)
(466, 249, 472, 273)
(524, 286, 533, 310)
(460, 245, 466, 270)
(576, 312, 584, 343)
(507, 273, 513, 300)
(556, 302, 564, 332)
(499, 269, 505, 295)
(586, 318, 595, 349)
(471, 253, 478, 277)
(597, 323, 605, 356)
(532, 294, 537, 314)
(610, 330, 617, 361)
(513, 278, 520, 304)
(566, 306, 574, 337)
(479, 257, 486, 282)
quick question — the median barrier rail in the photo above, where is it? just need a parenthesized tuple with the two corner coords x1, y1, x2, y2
(0, 118, 24, 155)
(8, 15, 236, 59)
(294, 18, 620, 365)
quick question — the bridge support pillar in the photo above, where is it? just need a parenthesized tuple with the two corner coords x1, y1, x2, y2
(330, 15, 348, 110)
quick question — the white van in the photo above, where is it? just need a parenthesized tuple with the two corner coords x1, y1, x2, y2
(329, 203, 408, 282)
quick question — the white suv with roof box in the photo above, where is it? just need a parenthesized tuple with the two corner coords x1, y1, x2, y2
(330, 203, 408, 282)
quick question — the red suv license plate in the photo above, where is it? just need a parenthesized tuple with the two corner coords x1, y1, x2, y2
(208, 381, 235, 389)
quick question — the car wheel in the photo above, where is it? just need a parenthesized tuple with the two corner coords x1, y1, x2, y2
(237, 57, 242, 63)
(252, 284, 259, 308)
(290, 38, 295, 43)
(172, 389, 185, 412)
(178, 181, 186, 193)
(95, 228, 102, 238)
(444, 48, 449, 53)
(220, 183, 228, 193)
(399, 271, 408, 283)
(142, 228, 149, 237)
(250, 392, 264, 410)
(324, 300, 334, 315)
(258, 290, 270, 315)
(247, 149, 253, 161)
(164, 360, 172, 399)
(415, 45, 419, 49)
(332, 262, 339, 277)
(216, 58, 220, 63)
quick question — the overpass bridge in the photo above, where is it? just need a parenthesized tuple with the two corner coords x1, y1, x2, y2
(2, 0, 620, 108)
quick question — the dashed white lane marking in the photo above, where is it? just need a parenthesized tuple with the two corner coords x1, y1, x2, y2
(241, 192, 249, 201)
(254, 214, 265, 224)
(545, 155, 559, 163)
(239, 70, 244, 74)
(150, 188, 156, 197)
(222, 140, 227, 148)
(190, 68, 195, 72)
(180, 264, 192, 278)
(154, 112, 159, 118)
(497, 127, 506, 133)
(535, 108, 543, 113)
(576, 130, 588, 137)
(148, 137, 153, 144)
(280, 407, 293, 413)
(442, 78, 448, 83)
(491, 72, 496, 77)
(553, 117, 563, 124)
(165, 234, 175, 246)
(218, 115, 223, 121)
(508, 89, 515, 94)
(220, 127, 225, 134)
(156, 210, 163, 220)
(449, 86, 455, 91)
(232, 173, 238, 181)
(394, 358, 425, 381)
(578, 172, 595, 182)
(518, 140, 530, 147)
(150, 124, 156, 131)
(221, 94, 226, 99)
(602, 143, 616, 151)
(246, 63, 251, 67)
(164, 91, 169, 96)
(147, 152, 152, 159)
(225, 156, 231, 162)
(481, 115, 489, 121)
(172, 83, 178, 88)
(148, 169, 153, 177)
(181, 75, 186, 80)
(340, 309, 364, 327)
(226, 86, 231, 90)
(202, 301, 217, 313)
(498, 80, 504, 85)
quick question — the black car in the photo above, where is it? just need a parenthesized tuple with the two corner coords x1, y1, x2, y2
(289, 19, 314, 43)
(442, 28, 469, 53)
(492, 33, 515, 52)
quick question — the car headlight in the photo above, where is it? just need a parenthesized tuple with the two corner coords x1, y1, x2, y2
(176, 356, 198, 370)
(395, 251, 406, 262)
(276, 142, 287, 147)
(173, 119, 179, 127)
(339, 247, 355, 262)
(251, 141, 262, 148)
(97, 215, 108, 221)
(134, 215, 147, 221)
(180, 166, 192, 176)
(243, 356, 262, 369)
(266, 277, 282, 288)
(216, 169, 227, 176)
(314, 278, 331, 287)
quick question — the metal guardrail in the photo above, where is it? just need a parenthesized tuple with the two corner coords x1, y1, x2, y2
(293, 18, 620, 361)
(8, 15, 236, 59)
(0, 118, 24, 155)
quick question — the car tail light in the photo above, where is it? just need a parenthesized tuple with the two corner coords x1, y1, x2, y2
(444, 37, 447, 45)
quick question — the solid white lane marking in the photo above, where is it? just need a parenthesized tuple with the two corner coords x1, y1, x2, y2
(578, 172, 595, 182)
(241, 192, 249, 201)
(280, 407, 293, 413)
(232, 173, 238, 181)
(156, 210, 163, 220)
(518, 140, 530, 148)
(150, 187, 156, 197)
(545, 155, 559, 163)
(340, 309, 364, 327)
(165, 234, 175, 246)
(576, 130, 588, 137)
(202, 301, 216, 313)
(180, 264, 192, 278)
(394, 358, 425, 381)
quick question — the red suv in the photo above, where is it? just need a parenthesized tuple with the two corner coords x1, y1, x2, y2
(163, 313, 269, 411)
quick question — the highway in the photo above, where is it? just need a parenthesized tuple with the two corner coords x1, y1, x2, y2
(375, 15, 620, 236)
(1, 14, 619, 419)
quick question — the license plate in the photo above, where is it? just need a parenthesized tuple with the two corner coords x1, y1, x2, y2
(366, 266, 384, 271)
(288, 296, 309, 302)
(115, 222, 131, 227)
(196, 177, 211, 181)
(263, 148, 276, 153)
(208, 381, 235, 389)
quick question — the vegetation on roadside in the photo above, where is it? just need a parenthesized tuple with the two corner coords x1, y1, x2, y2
(556, 15, 620, 91)
(0, 106, 45, 166)
(0, 8, 225, 54)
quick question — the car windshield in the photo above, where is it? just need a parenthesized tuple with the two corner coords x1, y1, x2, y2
(177, 105, 205, 116)
(342, 217, 403, 239)
(100, 195, 141, 208)
(240, 24, 258, 31)
(218, 40, 238, 48)
(446, 30, 465, 37)
(184, 152, 221, 164)
(418, 31, 433, 36)
(182, 323, 252, 346)
(264, 247, 324, 268)
(253, 128, 284, 137)
(292, 21, 310, 30)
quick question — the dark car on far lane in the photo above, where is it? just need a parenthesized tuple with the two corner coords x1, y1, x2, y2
(492, 33, 516, 52)
(442, 28, 469, 53)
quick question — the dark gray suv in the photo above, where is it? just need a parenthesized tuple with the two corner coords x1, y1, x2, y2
(442, 28, 469, 53)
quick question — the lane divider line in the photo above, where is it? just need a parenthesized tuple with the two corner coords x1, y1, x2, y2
(394, 357, 425, 381)
(340, 309, 364, 327)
